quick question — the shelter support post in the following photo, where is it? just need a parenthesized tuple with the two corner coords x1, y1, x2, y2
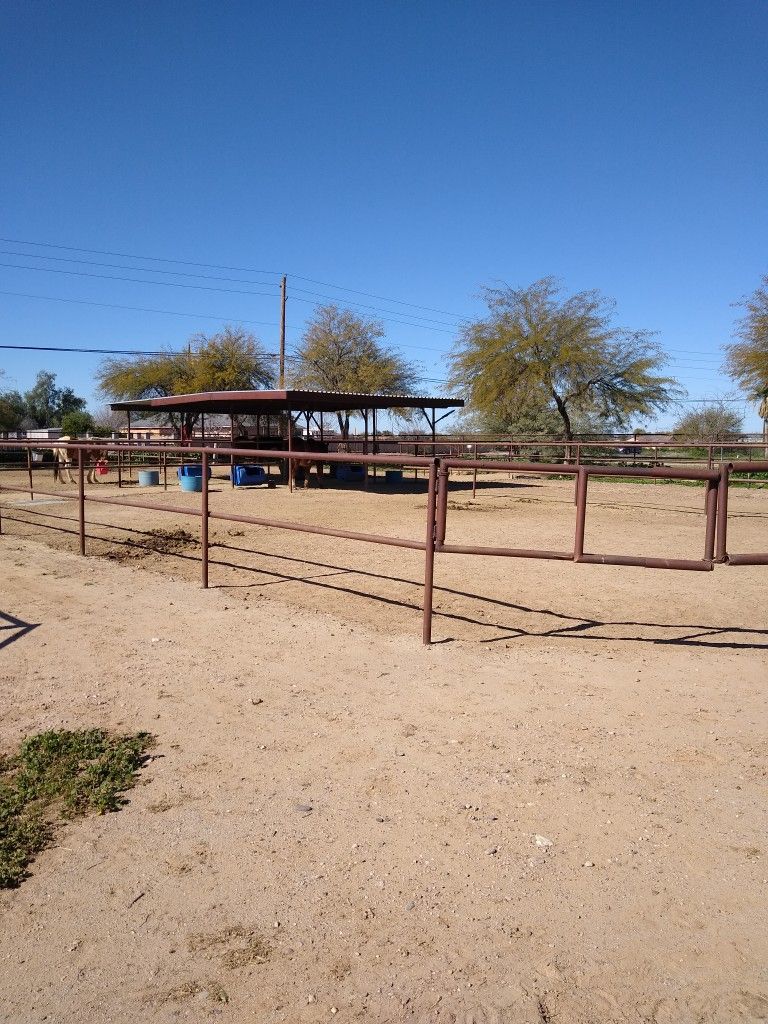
(230, 414, 236, 488)
(126, 411, 133, 482)
(372, 408, 377, 480)
(363, 410, 369, 490)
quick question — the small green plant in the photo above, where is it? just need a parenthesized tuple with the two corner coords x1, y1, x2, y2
(0, 729, 153, 887)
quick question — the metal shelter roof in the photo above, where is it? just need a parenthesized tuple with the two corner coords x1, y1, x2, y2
(111, 389, 464, 416)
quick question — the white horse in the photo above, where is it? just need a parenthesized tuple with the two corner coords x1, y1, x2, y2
(53, 438, 107, 484)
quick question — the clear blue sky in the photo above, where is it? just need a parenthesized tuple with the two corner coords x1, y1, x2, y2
(1, 0, 766, 429)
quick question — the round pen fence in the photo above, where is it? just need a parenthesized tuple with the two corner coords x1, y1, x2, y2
(0, 439, 766, 643)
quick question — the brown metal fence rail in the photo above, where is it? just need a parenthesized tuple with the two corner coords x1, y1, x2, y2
(0, 440, 766, 644)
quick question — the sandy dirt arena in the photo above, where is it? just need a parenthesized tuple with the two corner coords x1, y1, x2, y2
(0, 469, 767, 1023)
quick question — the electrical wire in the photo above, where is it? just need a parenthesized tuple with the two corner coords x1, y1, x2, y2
(0, 235, 468, 319)
(1, 261, 462, 333)
(0, 262, 279, 299)
(0, 289, 284, 327)
(0, 249, 283, 290)
(0, 236, 282, 278)
(0, 250, 465, 329)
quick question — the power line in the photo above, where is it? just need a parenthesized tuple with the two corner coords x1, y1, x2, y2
(288, 273, 466, 319)
(0, 343, 185, 356)
(0, 237, 282, 278)
(287, 285, 461, 328)
(0, 235, 469, 319)
(1, 260, 462, 334)
(0, 289, 284, 327)
(0, 249, 284, 290)
(0, 289, 453, 360)
(287, 293, 456, 333)
(0, 262, 279, 299)
(0, 343, 746, 405)
(0, 250, 465, 328)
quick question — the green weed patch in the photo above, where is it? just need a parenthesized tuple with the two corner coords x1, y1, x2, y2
(0, 729, 153, 887)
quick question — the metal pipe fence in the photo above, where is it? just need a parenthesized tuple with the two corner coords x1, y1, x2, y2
(0, 440, 766, 643)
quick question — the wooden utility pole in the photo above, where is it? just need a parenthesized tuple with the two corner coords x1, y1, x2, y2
(279, 275, 287, 388)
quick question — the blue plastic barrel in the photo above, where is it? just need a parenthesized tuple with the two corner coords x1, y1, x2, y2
(138, 470, 160, 487)
(233, 464, 267, 486)
(177, 464, 211, 479)
(179, 475, 203, 492)
(336, 464, 365, 482)
(385, 469, 403, 484)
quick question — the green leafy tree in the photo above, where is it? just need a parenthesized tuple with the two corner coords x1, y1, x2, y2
(23, 371, 86, 427)
(449, 278, 681, 440)
(673, 402, 744, 442)
(96, 326, 274, 435)
(0, 389, 26, 432)
(724, 275, 768, 446)
(724, 274, 768, 399)
(60, 410, 96, 436)
(289, 304, 420, 437)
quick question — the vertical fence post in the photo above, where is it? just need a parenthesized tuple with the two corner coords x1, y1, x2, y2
(436, 465, 449, 546)
(26, 447, 34, 501)
(703, 477, 718, 563)
(163, 448, 168, 491)
(472, 442, 478, 499)
(201, 451, 209, 589)
(715, 465, 729, 563)
(77, 448, 86, 556)
(573, 468, 588, 560)
(117, 447, 122, 488)
(422, 460, 438, 645)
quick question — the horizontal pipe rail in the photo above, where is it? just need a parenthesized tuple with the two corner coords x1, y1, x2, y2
(1, 439, 766, 644)
(576, 554, 713, 571)
(207, 510, 425, 551)
(0, 438, 438, 467)
(437, 543, 573, 560)
(442, 458, 721, 481)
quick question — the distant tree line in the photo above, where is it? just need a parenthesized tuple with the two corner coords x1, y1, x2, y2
(4, 272, 767, 440)
(0, 370, 97, 434)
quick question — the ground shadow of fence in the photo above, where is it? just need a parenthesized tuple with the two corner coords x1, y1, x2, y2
(0, 610, 40, 651)
(3, 506, 765, 651)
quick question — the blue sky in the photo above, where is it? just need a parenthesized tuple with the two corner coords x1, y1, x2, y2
(1, 0, 766, 429)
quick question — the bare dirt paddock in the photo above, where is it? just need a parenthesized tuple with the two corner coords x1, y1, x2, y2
(1, 471, 767, 1023)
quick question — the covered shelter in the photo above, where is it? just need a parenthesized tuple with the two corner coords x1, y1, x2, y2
(110, 389, 464, 451)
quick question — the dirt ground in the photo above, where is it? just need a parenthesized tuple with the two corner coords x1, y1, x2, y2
(1, 469, 767, 1023)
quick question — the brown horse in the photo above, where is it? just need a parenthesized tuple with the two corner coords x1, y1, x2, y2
(292, 457, 323, 488)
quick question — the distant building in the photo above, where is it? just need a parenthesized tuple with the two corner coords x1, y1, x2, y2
(24, 428, 63, 440)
